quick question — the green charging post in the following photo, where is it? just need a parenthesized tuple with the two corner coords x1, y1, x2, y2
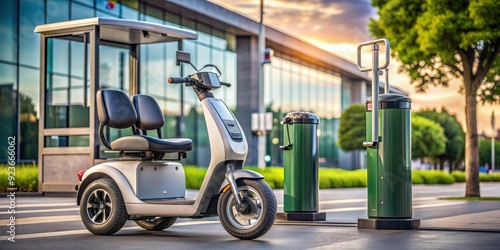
(277, 112, 325, 221)
(356, 39, 420, 230)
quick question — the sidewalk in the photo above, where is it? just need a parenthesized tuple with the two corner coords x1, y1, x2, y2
(420, 208, 500, 232)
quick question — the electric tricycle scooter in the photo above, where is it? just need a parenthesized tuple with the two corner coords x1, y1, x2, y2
(76, 51, 277, 240)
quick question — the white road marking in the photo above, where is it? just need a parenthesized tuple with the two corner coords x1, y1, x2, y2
(413, 201, 467, 209)
(0, 207, 79, 215)
(278, 196, 437, 208)
(320, 206, 366, 213)
(0, 202, 75, 209)
(4, 197, 436, 212)
(0, 220, 221, 241)
(0, 215, 80, 225)
(319, 201, 466, 213)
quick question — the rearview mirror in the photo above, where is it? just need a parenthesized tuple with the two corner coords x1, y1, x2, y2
(176, 51, 191, 66)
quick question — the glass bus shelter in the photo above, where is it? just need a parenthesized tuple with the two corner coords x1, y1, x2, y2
(35, 18, 197, 194)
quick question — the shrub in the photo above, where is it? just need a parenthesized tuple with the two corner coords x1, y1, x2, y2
(5, 163, 500, 192)
(451, 171, 466, 182)
(412, 171, 424, 184)
(184, 166, 207, 189)
(0, 164, 39, 192)
(438, 173, 456, 184)
(416, 170, 454, 185)
(244, 167, 284, 189)
(490, 173, 500, 181)
(480, 173, 494, 182)
(318, 168, 367, 189)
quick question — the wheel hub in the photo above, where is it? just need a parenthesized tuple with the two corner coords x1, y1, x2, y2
(236, 203, 249, 213)
(226, 186, 264, 230)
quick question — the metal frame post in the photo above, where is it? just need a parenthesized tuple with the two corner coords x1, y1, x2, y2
(371, 43, 380, 144)
(130, 44, 140, 95)
(357, 38, 390, 147)
(38, 33, 47, 193)
(89, 26, 100, 165)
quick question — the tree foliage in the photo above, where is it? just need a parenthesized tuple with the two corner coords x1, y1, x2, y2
(414, 108, 465, 169)
(479, 138, 500, 167)
(370, 0, 499, 97)
(339, 104, 366, 151)
(370, 0, 499, 196)
(411, 114, 447, 159)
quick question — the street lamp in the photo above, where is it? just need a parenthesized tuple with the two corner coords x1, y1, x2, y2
(257, 0, 266, 168)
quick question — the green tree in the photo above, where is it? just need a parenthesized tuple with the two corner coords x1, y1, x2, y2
(415, 108, 465, 170)
(338, 104, 366, 151)
(370, 0, 500, 196)
(479, 137, 500, 167)
(412, 115, 447, 160)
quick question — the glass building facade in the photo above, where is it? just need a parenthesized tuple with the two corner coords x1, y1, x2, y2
(1, 0, 369, 168)
(0, 0, 237, 166)
(263, 57, 344, 167)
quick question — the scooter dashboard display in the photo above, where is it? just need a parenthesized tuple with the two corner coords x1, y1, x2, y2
(193, 72, 221, 89)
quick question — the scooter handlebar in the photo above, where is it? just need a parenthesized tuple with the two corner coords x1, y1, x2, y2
(168, 77, 187, 84)
(220, 82, 231, 87)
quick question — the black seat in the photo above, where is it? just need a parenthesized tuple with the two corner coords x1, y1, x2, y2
(96, 89, 192, 155)
(130, 93, 192, 152)
(110, 136, 192, 152)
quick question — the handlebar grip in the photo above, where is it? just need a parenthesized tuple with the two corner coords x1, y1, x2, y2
(221, 82, 231, 87)
(168, 77, 186, 84)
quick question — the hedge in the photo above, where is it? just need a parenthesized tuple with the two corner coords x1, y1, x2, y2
(2, 164, 500, 192)
(0, 164, 38, 192)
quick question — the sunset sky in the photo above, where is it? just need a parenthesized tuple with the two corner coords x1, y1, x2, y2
(209, 0, 499, 136)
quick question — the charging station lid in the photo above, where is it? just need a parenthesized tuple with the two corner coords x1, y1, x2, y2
(284, 112, 319, 124)
(366, 94, 411, 111)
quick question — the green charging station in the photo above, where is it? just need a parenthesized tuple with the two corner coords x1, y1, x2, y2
(356, 39, 420, 229)
(277, 112, 325, 221)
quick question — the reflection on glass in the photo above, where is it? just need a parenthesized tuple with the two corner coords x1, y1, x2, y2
(71, 2, 93, 19)
(5, 0, 238, 164)
(96, 0, 121, 15)
(45, 135, 89, 147)
(0, 64, 17, 161)
(19, 67, 40, 160)
(46, 0, 69, 23)
(20, 0, 44, 67)
(48, 39, 69, 75)
(46, 37, 92, 128)
(145, 4, 163, 22)
(0, 0, 17, 63)
(224, 52, 237, 108)
(121, 2, 138, 19)
(73, 0, 94, 7)
(265, 57, 342, 165)
(100, 45, 129, 91)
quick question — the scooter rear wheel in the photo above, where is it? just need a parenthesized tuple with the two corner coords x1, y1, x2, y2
(218, 179, 277, 240)
(79, 178, 129, 235)
(135, 217, 177, 231)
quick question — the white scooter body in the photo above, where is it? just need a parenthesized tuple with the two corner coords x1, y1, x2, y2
(78, 96, 262, 218)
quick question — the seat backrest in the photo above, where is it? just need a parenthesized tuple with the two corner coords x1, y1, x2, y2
(97, 89, 138, 149)
(97, 89, 137, 128)
(131, 94, 164, 137)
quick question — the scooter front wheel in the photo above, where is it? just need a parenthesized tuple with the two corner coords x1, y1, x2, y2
(218, 179, 277, 240)
(135, 217, 177, 231)
(79, 178, 129, 235)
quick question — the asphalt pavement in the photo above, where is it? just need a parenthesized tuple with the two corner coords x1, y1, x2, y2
(1, 183, 499, 249)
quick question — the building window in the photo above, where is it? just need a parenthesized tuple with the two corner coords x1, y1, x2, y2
(0, 0, 18, 63)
